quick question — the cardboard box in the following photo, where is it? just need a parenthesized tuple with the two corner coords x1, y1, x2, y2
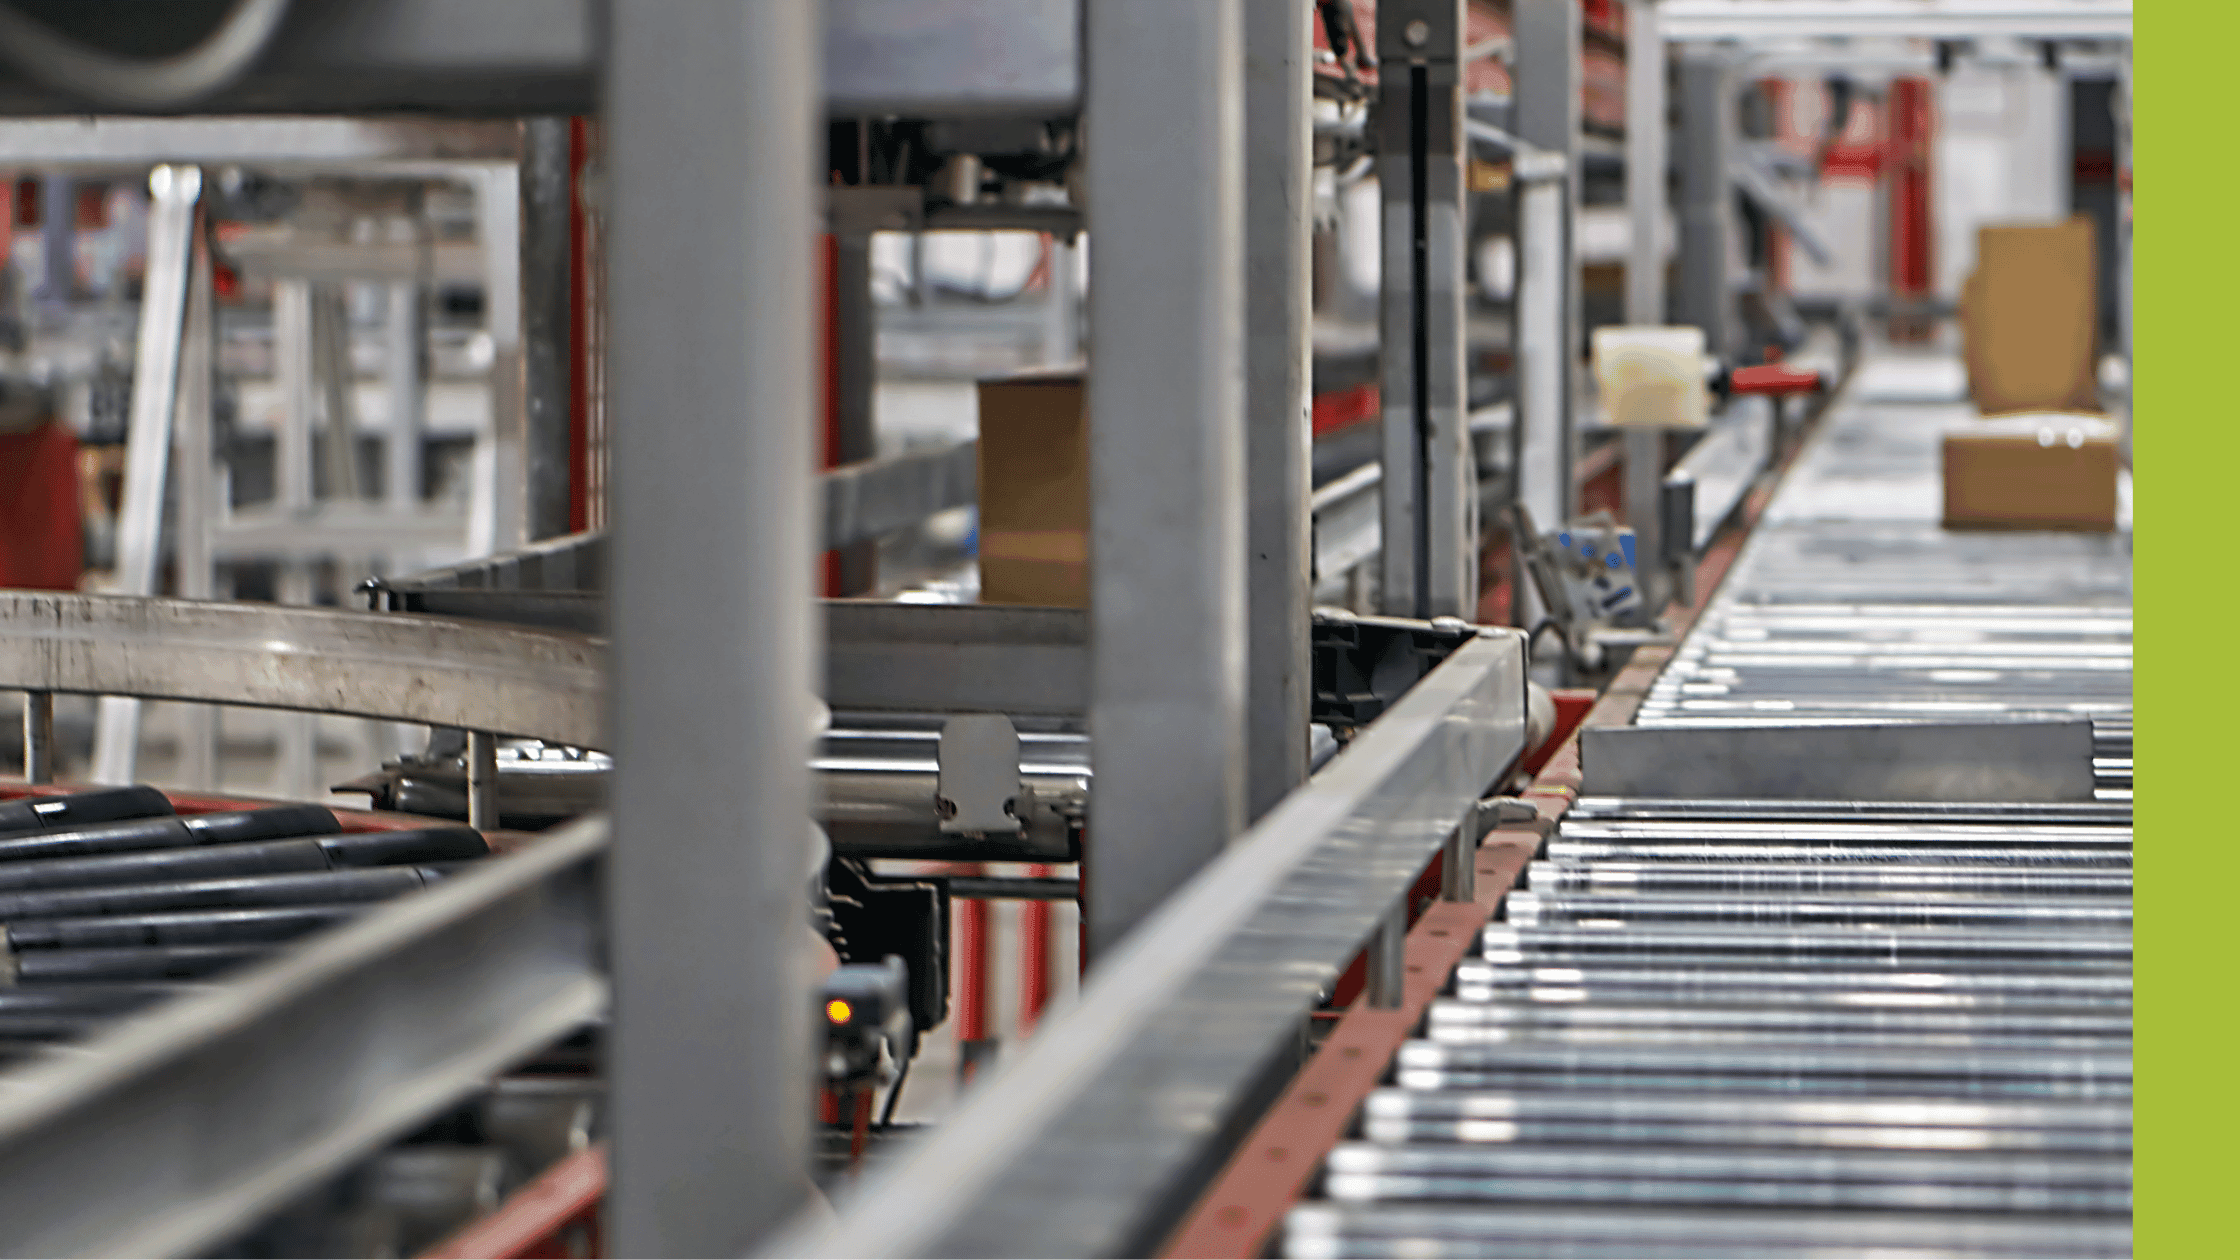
(976, 371, 1089, 607)
(1960, 218, 2100, 415)
(1942, 414, 2119, 532)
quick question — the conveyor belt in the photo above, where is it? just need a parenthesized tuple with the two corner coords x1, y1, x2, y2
(1282, 363, 2132, 1258)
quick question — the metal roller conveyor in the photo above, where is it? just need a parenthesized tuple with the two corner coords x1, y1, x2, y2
(1503, 892, 2130, 933)
(1320, 1143, 2134, 1215)
(1391, 1042, 2132, 1102)
(1357, 1090, 2130, 1154)
(1480, 925, 2129, 969)
(1523, 863, 2131, 897)
(1281, 368, 2130, 1260)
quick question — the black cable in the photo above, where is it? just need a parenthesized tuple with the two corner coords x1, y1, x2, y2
(0, 0, 291, 110)
(878, 1052, 913, 1130)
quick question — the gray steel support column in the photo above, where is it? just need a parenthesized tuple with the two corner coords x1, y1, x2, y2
(606, 2, 819, 1254)
(1243, 0, 1312, 821)
(1514, 158, 1569, 534)
(35, 174, 73, 305)
(1677, 49, 1735, 357)
(832, 231, 878, 594)
(1085, 0, 1247, 957)
(521, 117, 575, 542)
(1625, 0, 1669, 609)
(1376, 0, 1476, 621)
(1626, 1, 1668, 329)
(1513, 0, 1582, 526)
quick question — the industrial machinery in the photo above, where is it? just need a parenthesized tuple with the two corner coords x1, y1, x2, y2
(0, 3, 2132, 1258)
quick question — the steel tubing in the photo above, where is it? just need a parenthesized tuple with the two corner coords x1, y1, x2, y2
(0, 826, 485, 895)
(1480, 925, 2130, 970)
(5, 943, 275, 986)
(1449, 962, 2130, 1008)
(1320, 1143, 2133, 1215)
(1358, 1089, 2130, 1154)
(0, 804, 339, 863)
(0, 786, 174, 836)
(1391, 1041, 2132, 1102)
(1543, 842, 2129, 867)
(1423, 1000, 2131, 1044)
(1566, 798, 2130, 824)
(0, 863, 454, 922)
(1524, 863, 2130, 897)
(1284, 1202, 2133, 1258)
(4, 904, 366, 951)
(1504, 892, 2130, 933)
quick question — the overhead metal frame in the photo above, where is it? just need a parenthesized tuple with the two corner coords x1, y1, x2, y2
(779, 629, 1530, 1257)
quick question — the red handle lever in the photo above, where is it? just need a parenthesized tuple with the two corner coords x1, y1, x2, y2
(1727, 364, 1825, 396)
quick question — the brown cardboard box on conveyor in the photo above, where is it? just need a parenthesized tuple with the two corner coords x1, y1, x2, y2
(1946, 218, 2121, 532)
(976, 370, 1089, 607)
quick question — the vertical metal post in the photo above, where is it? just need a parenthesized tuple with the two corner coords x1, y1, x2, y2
(1624, 1, 1670, 612)
(1441, 821, 1476, 902)
(1514, 157, 1570, 535)
(1365, 903, 1406, 1008)
(385, 226, 425, 517)
(522, 117, 575, 542)
(34, 174, 73, 306)
(174, 212, 219, 788)
(1376, 0, 1475, 622)
(473, 164, 526, 556)
(271, 276, 322, 803)
(23, 692, 53, 785)
(1677, 49, 1734, 358)
(606, 2, 819, 1253)
(91, 165, 200, 787)
(1041, 236, 1078, 364)
(1085, 0, 1248, 957)
(465, 730, 498, 832)
(832, 231, 877, 593)
(1513, 0, 1582, 529)
(1243, 0, 1313, 821)
(1626, 1, 1667, 329)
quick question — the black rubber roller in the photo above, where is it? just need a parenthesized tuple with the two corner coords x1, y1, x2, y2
(6, 944, 275, 985)
(0, 786, 174, 836)
(0, 864, 455, 923)
(4, 904, 366, 952)
(0, 825, 484, 895)
(0, 983, 188, 1015)
(0, 804, 339, 865)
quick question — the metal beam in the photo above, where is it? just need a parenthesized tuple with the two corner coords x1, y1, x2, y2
(603, 1, 819, 1254)
(777, 630, 1529, 1257)
(1376, 0, 1477, 621)
(0, 592, 603, 746)
(0, 816, 608, 1260)
(1084, 0, 1249, 956)
(1242, 0, 1314, 820)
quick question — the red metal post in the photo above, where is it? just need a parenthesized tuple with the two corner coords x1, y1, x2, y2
(1887, 77, 1936, 341)
(1019, 863, 1053, 1032)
